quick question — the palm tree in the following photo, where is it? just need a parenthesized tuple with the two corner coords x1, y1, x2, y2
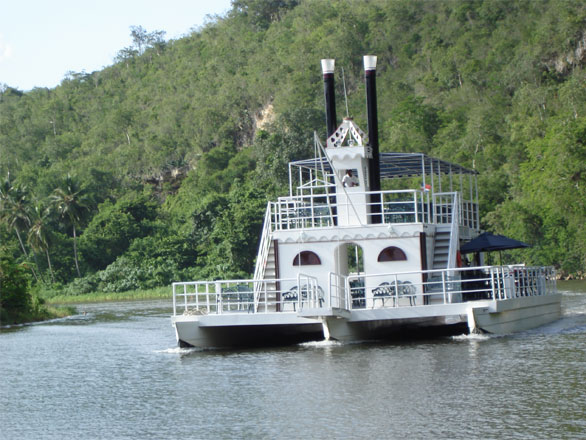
(0, 175, 40, 282)
(50, 174, 88, 278)
(27, 201, 55, 284)
(0, 177, 29, 255)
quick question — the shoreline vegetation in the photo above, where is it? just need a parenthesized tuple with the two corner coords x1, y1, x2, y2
(0, 302, 76, 328)
(43, 286, 170, 305)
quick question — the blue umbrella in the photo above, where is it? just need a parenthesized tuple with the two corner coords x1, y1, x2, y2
(460, 232, 530, 254)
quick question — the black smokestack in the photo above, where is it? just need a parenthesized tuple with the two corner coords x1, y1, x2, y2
(321, 59, 337, 139)
(364, 55, 382, 223)
(364, 55, 380, 191)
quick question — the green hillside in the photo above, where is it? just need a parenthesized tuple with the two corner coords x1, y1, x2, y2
(1, 0, 585, 300)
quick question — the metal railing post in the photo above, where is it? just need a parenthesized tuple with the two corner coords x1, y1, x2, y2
(297, 273, 302, 311)
(172, 284, 177, 316)
(414, 191, 419, 222)
(215, 281, 222, 314)
(183, 284, 187, 312)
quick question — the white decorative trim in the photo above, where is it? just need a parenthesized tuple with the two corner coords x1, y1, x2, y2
(326, 119, 367, 149)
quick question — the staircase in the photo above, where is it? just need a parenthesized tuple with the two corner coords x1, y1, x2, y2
(432, 226, 451, 270)
(264, 240, 277, 280)
(258, 240, 280, 312)
(253, 203, 280, 311)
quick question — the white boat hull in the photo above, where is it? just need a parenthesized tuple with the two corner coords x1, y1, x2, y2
(470, 293, 562, 334)
(173, 313, 323, 348)
(172, 294, 562, 347)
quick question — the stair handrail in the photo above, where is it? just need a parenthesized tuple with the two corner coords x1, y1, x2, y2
(253, 202, 274, 307)
(446, 192, 460, 271)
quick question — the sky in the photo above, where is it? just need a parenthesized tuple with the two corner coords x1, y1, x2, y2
(0, 0, 233, 91)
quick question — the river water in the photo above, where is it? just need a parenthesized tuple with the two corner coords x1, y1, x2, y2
(1, 281, 585, 439)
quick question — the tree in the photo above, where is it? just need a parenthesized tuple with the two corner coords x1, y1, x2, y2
(130, 26, 167, 55)
(51, 174, 89, 277)
(232, 0, 299, 30)
(27, 201, 55, 284)
(79, 191, 159, 270)
(0, 250, 32, 324)
(0, 176, 30, 257)
(0, 176, 40, 282)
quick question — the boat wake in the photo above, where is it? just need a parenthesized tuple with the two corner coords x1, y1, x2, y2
(156, 347, 203, 355)
(298, 339, 344, 348)
(450, 333, 493, 342)
(524, 313, 586, 336)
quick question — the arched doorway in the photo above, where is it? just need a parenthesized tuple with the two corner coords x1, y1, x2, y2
(334, 242, 365, 308)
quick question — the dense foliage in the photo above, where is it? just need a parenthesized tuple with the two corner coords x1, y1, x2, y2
(0, 249, 66, 324)
(0, 0, 585, 297)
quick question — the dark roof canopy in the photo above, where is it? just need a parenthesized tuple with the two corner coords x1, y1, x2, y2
(291, 152, 477, 179)
(460, 232, 530, 254)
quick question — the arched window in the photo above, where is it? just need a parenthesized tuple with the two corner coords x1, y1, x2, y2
(293, 251, 321, 266)
(377, 246, 407, 262)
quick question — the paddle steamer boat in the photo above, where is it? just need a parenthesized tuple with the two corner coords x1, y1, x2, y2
(171, 56, 561, 348)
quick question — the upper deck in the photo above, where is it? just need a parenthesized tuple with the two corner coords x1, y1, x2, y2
(271, 144, 480, 232)
(269, 189, 478, 231)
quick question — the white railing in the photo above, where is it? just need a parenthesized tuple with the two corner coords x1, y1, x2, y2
(446, 193, 460, 270)
(173, 274, 321, 316)
(270, 189, 478, 231)
(173, 266, 556, 317)
(253, 202, 274, 305)
(433, 192, 479, 230)
(461, 200, 479, 230)
(345, 265, 556, 309)
(327, 272, 350, 309)
(271, 189, 431, 230)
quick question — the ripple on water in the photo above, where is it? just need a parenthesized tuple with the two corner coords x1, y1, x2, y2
(155, 346, 203, 355)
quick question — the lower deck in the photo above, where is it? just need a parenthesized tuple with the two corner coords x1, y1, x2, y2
(171, 265, 560, 348)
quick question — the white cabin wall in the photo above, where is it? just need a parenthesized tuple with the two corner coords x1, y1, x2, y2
(363, 236, 423, 291)
(277, 234, 424, 297)
(277, 241, 340, 293)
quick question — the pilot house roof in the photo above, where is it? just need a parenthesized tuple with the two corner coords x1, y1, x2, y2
(291, 152, 477, 179)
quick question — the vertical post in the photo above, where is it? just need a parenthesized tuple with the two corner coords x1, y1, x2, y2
(297, 273, 302, 312)
(345, 276, 351, 310)
(172, 284, 177, 316)
(288, 163, 293, 197)
(414, 191, 419, 222)
(438, 159, 442, 193)
(206, 283, 210, 312)
(216, 281, 222, 314)
(441, 271, 447, 304)
(321, 59, 338, 225)
(183, 284, 188, 312)
(474, 174, 479, 230)
(364, 55, 382, 224)
(321, 59, 337, 139)
(431, 159, 436, 224)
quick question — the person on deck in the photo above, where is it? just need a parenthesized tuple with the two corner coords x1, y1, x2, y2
(342, 169, 358, 187)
